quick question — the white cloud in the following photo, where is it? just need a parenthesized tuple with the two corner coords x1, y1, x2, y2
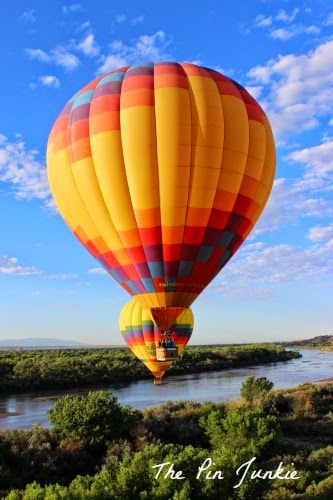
(254, 15, 272, 28)
(25, 48, 50, 62)
(77, 33, 99, 57)
(308, 223, 333, 242)
(20, 9, 36, 24)
(26, 45, 80, 71)
(132, 16, 144, 26)
(51, 46, 80, 71)
(245, 85, 263, 100)
(287, 139, 333, 178)
(98, 54, 128, 73)
(62, 4, 82, 15)
(247, 39, 333, 142)
(42, 273, 78, 280)
(270, 27, 296, 40)
(0, 135, 51, 205)
(253, 7, 320, 41)
(0, 256, 41, 276)
(326, 12, 333, 25)
(135, 31, 168, 59)
(275, 8, 300, 23)
(39, 75, 60, 87)
(270, 24, 320, 40)
(88, 267, 107, 275)
(96, 31, 171, 74)
(211, 238, 333, 300)
(251, 136, 333, 238)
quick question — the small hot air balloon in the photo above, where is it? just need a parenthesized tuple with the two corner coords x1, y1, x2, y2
(119, 298, 194, 383)
(47, 62, 275, 332)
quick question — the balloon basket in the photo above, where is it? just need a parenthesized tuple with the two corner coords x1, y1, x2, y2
(154, 378, 163, 385)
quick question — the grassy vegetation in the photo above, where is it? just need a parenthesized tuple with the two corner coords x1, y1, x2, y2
(0, 344, 300, 394)
(280, 335, 333, 352)
(0, 381, 332, 499)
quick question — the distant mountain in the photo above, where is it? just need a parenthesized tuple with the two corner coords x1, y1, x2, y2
(280, 335, 333, 346)
(0, 338, 88, 348)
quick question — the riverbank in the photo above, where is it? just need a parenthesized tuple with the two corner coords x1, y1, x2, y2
(0, 343, 300, 395)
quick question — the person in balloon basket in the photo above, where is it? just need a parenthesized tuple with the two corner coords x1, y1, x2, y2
(166, 337, 175, 348)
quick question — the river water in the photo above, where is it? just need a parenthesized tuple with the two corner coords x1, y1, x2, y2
(0, 349, 332, 430)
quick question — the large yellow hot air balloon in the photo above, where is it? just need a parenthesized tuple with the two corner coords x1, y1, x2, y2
(47, 62, 275, 332)
(119, 299, 194, 383)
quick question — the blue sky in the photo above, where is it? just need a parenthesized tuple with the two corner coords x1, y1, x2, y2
(0, 0, 332, 345)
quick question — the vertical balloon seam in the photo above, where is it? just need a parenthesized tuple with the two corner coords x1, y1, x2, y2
(65, 77, 122, 276)
(173, 62, 195, 310)
(52, 94, 118, 283)
(124, 300, 146, 363)
(178, 67, 225, 307)
(248, 118, 275, 231)
(172, 64, 200, 309)
(217, 84, 250, 272)
(88, 70, 147, 301)
(66, 72, 142, 296)
(213, 83, 262, 277)
(132, 300, 149, 362)
(174, 63, 222, 309)
(154, 61, 190, 313)
(152, 61, 167, 308)
(240, 103, 269, 237)
(201, 70, 240, 289)
(119, 63, 161, 310)
(47, 125, 105, 280)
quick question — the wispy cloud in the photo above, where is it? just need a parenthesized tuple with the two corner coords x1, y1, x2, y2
(116, 14, 127, 24)
(253, 6, 321, 41)
(132, 15, 144, 26)
(25, 45, 80, 71)
(26, 48, 49, 62)
(287, 139, 333, 180)
(30, 75, 60, 89)
(88, 267, 107, 275)
(270, 24, 320, 41)
(42, 273, 78, 280)
(76, 33, 100, 57)
(247, 39, 333, 142)
(308, 223, 333, 242)
(254, 15, 272, 28)
(211, 238, 333, 300)
(275, 8, 300, 23)
(62, 4, 82, 15)
(19, 9, 36, 24)
(252, 136, 333, 237)
(0, 134, 51, 206)
(97, 31, 171, 73)
(0, 256, 41, 276)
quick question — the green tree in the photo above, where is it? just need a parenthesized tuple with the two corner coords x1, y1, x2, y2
(240, 376, 274, 405)
(47, 391, 140, 445)
(201, 406, 281, 457)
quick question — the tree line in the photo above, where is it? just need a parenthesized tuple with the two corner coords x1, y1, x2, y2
(0, 344, 300, 393)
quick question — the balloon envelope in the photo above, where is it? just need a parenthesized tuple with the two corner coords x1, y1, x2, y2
(119, 299, 194, 380)
(47, 62, 275, 330)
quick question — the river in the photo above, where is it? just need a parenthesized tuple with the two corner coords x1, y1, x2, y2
(0, 349, 332, 430)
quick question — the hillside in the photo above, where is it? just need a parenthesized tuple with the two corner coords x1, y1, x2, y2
(0, 338, 88, 349)
(280, 334, 333, 347)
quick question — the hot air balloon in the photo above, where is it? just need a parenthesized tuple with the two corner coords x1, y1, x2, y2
(119, 298, 194, 383)
(47, 62, 275, 333)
